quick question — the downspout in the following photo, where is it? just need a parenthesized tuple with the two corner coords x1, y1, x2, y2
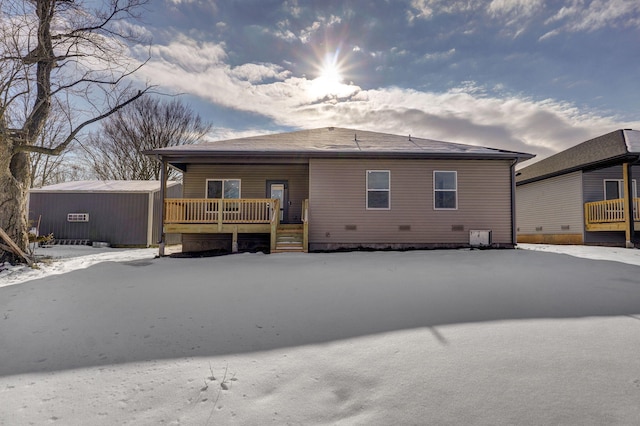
(158, 155, 167, 256)
(510, 159, 519, 247)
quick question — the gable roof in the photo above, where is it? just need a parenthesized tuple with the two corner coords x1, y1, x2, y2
(30, 180, 180, 193)
(145, 127, 534, 164)
(516, 129, 640, 185)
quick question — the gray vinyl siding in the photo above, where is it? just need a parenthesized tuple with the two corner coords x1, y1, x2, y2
(516, 171, 584, 236)
(182, 164, 309, 250)
(30, 192, 150, 246)
(582, 165, 640, 202)
(183, 164, 309, 221)
(582, 165, 640, 244)
(308, 158, 513, 246)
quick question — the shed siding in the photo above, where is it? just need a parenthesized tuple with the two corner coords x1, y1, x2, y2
(308, 158, 513, 247)
(516, 171, 584, 243)
(182, 164, 309, 251)
(30, 192, 149, 246)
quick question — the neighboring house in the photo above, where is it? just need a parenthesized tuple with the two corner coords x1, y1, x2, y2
(145, 127, 533, 254)
(29, 180, 182, 247)
(516, 129, 640, 248)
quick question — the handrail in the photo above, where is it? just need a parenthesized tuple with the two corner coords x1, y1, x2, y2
(584, 198, 640, 224)
(165, 198, 274, 224)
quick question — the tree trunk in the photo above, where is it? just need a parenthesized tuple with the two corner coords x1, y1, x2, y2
(0, 137, 31, 261)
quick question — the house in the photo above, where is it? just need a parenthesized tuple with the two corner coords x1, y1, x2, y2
(29, 180, 182, 247)
(516, 129, 640, 248)
(144, 127, 534, 254)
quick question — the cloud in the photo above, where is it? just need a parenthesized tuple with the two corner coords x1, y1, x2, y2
(405, 0, 639, 39)
(541, 0, 640, 39)
(133, 35, 639, 162)
(421, 48, 456, 61)
(487, 0, 543, 20)
(230, 63, 291, 83)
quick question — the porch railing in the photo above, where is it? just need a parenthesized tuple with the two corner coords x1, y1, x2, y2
(165, 198, 275, 224)
(584, 198, 640, 225)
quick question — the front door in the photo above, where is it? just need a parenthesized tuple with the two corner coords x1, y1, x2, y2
(267, 181, 288, 223)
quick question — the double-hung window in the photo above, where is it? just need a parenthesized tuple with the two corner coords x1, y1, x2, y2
(206, 179, 241, 199)
(434, 171, 457, 210)
(604, 179, 637, 200)
(366, 170, 390, 209)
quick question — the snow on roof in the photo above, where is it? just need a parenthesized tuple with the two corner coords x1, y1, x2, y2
(146, 127, 534, 160)
(623, 129, 640, 153)
(30, 180, 180, 193)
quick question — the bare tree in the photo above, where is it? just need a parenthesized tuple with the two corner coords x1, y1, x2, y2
(0, 0, 151, 259)
(83, 96, 211, 181)
(29, 107, 88, 187)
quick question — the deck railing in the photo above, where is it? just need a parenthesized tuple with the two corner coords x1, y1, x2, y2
(584, 198, 640, 225)
(165, 198, 275, 224)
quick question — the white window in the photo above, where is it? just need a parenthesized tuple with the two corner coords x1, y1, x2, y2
(434, 171, 457, 210)
(367, 170, 390, 209)
(604, 179, 637, 200)
(206, 179, 241, 199)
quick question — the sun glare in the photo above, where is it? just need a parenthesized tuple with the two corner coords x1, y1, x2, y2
(309, 52, 350, 99)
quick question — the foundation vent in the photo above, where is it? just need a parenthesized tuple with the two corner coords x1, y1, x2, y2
(399, 225, 411, 231)
(451, 225, 464, 232)
(345, 225, 357, 231)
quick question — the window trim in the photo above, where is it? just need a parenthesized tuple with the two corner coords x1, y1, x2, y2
(433, 170, 458, 210)
(366, 170, 391, 210)
(205, 178, 241, 199)
(603, 179, 637, 200)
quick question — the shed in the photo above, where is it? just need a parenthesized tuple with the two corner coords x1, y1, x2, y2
(29, 180, 182, 247)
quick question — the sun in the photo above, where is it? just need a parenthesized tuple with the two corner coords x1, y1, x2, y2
(309, 53, 349, 99)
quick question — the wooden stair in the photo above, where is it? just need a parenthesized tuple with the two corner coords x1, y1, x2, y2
(272, 224, 305, 253)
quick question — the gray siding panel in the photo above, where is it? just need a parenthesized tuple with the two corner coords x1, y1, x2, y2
(516, 171, 584, 235)
(308, 158, 513, 245)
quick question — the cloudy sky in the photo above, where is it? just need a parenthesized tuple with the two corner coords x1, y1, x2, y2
(128, 0, 640, 161)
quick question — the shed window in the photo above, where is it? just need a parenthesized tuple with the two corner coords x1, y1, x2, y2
(206, 179, 241, 199)
(604, 179, 636, 200)
(67, 213, 89, 222)
(434, 171, 457, 210)
(367, 170, 390, 209)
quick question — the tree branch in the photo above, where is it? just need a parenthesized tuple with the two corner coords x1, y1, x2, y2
(14, 87, 151, 156)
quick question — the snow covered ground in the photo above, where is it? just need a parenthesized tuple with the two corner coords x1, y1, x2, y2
(1, 244, 640, 425)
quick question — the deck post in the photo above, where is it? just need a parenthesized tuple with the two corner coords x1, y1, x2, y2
(158, 158, 167, 257)
(302, 199, 309, 252)
(217, 199, 224, 232)
(232, 225, 238, 253)
(270, 199, 279, 252)
(624, 163, 635, 248)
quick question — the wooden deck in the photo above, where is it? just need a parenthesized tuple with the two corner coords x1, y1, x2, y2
(164, 198, 309, 252)
(584, 198, 640, 231)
